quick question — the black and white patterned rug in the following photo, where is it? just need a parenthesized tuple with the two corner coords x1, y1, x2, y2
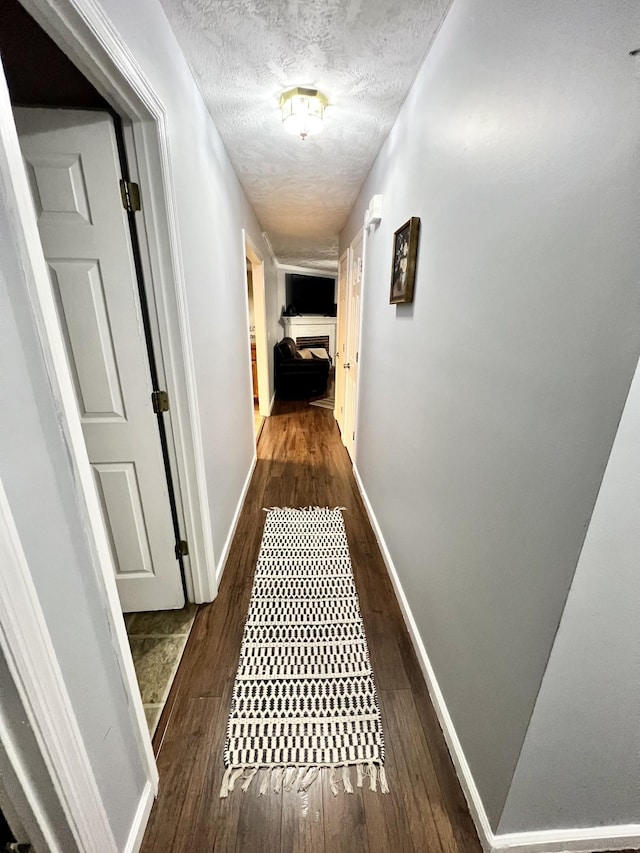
(220, 506, 388, 797)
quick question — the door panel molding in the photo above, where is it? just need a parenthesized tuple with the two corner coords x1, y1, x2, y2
(92, 462, 155, 578)
(48, 257, 127, 421)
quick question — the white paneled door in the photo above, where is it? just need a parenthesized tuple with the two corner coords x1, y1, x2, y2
(343, 230, 364, 461)
(334, 248, 349, 435)
(14, 108, 184, 612)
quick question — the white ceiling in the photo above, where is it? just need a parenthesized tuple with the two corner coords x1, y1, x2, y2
(158, 0, 452, 269)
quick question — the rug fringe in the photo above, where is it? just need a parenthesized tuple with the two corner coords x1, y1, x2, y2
(258, 770, 270, 797)
(379, 765, 390, 794)
(228, 767, 244, 793)
(222, 764, 388, 798)
(220, 766, 233, 798)
(241, 768, 258, 792)
(370, 763, 378, 793)
(273, 766, 286, 793)
(342, 765, 353, 794)
(299, 766, 319, 791)
(283, 767, 298, 791)
(329, 767, 340, 797)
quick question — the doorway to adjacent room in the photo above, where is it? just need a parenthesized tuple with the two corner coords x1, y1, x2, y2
(244, 234, 270, 443)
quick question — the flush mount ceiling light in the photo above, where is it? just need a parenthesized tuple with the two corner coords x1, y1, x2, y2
(280, 87, 328, 140)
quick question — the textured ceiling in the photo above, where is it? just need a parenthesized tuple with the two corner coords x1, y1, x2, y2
(159, 0, 452, 268)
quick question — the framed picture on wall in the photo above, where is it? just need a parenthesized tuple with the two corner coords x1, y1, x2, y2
(389, 216, 420, 304)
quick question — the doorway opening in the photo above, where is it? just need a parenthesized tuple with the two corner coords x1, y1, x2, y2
(334, 230, 364, 461)
(246, 257, 263, 440)
(334, 248, 350, 434)
(245, 234, 270, 442)
(0, 0, 200, 748)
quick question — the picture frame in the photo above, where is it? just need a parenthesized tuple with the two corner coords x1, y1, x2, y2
(389, 216, 420, 304)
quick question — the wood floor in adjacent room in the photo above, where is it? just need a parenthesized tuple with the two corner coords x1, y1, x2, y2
(140, 400, 482, 853)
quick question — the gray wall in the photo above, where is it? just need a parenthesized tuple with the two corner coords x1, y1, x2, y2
(0, 161, 147, 849)
(340, 0, 640, 829)
(498, 351, 640, 832)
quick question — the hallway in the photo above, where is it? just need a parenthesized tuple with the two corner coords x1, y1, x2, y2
(140, 401, 482, 853)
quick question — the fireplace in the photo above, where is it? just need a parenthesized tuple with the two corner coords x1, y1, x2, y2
(281, 316, 337, 360)
(296, 334, 330, 356)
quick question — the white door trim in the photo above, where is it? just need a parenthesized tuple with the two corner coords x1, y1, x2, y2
(18, 0, 216, 606)
(0, 49, 158, 802)
(0, 476, 117, 853)
(244, 231, 270, 418)
(351, 223, 368, 463)
(334, 247, 350, 433)
(0, 0, 215, 814)
(342, 227, 365, 460)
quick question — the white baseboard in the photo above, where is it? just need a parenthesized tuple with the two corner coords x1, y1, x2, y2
(124, 781, 154, 853)
(493, 827, 640, 853)
(215, 453, 257, 586)
(351, 465, 494, 850)
(352, 465, 640, 853)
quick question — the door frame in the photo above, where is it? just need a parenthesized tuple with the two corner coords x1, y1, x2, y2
(244, 232, 270, 419)
(351, 225, 368, 461)
(0, 0, 217, 813)
(334, 247, 350, 434)
(343, 228, 366, 460)
(19, 0, 216, 602)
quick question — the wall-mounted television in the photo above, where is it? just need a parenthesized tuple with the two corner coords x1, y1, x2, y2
(285, 274, 336, 316)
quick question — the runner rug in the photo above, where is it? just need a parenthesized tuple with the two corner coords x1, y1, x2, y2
(220, 506, 388, 798)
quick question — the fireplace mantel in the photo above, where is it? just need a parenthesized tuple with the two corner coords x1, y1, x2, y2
(281, 315, 337, 359)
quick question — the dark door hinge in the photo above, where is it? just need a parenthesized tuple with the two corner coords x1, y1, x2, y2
(151, 390, 169, 414)
(175, 539, 189, 559)
(119, 179, 141, 212)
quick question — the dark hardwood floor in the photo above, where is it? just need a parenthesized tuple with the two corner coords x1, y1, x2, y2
(141, 400, 482, 853)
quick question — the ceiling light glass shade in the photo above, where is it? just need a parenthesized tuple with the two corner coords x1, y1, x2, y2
(280, 87, 328, 140)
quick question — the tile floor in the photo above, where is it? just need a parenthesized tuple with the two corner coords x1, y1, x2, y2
(125, 604, 198, 735)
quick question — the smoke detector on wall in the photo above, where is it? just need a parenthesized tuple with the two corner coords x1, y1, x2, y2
(365, 194, 383, 230)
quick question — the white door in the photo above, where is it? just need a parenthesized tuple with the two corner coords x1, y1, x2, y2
(334, 248, 349, 433)
(14, 107, 184, 612)
(343, 230, 364, 460)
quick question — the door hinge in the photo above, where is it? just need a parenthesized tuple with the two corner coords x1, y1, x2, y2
(151, 390, 169, 413)
(352, 431, 355, 441)
(119, 180, 141, 212)
(356, 351, 359, 363)
(175, 539, 189, 559)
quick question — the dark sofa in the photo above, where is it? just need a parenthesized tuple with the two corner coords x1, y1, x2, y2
(274, 337, 330, 399)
